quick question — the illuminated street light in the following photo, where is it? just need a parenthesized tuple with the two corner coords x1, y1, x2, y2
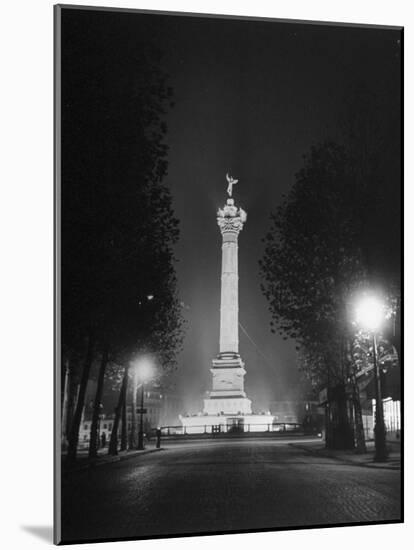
(130, 356, 155, 450)
(355, 295, 385, 332)
(354, 294, 388, 461)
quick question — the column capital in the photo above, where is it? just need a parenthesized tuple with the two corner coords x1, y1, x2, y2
(217, 198, 247, 235)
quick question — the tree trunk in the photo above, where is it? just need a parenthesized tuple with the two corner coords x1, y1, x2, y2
(89, 346, 109, 459)
(325, 401, 333, 449)
(67, 333, 95, 462)
(108, 366, 128, 456)
(391, 296, 401, 364)
(344, 335, 366, 453)
(66, 380, 79, 439)
(61, 360, 71, 449)
(326, 383, 354, 450)
(121, 390, 128, 451)
(351, 374, 367, 453)
(129, 375, 138, 449)
(324, 368, 332, 449)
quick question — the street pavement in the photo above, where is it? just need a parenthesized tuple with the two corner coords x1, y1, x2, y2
(61, 437, 401, 543)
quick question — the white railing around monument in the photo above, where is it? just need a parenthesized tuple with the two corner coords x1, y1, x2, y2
(158, 422, 303, 436)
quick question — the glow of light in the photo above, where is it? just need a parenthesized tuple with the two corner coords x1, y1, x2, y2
(130, 356, 154, 383)
(355, 295, 385, 332)
(147, 294, 154, 301)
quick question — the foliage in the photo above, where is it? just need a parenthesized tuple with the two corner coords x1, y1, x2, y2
(352, 331, 399, 377)
(260, 141, 367, 388)
(260, 141, 400, 392)
(61, 12, 185, 458)
(259, 82, 401, 393)
(61, 12, 183, 371)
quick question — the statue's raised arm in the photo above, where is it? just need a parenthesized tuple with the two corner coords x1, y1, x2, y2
(226, 173, 238, 197)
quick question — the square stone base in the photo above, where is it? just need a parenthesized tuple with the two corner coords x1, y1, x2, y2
(203, 396, 252, 415)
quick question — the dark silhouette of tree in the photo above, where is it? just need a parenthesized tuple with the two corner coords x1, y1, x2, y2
(260, 91, 401, 448)
(259, 142, 364, 448)
(61, 11, 184, 461)
(108, 365, 129, 456)
(88, 347, 109, 458)
(66, 335, 95, 461)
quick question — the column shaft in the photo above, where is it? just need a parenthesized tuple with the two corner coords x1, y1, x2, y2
(219, 232, 239, 354)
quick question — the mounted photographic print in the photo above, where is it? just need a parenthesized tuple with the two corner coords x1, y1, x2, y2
(54, 4, 403, 545)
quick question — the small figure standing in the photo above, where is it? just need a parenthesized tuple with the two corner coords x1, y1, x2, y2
(226, 173, 238, 197)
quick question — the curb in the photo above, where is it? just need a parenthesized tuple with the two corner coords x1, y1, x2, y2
(290, 443, 401, 471)
(63, 447, 164, 473)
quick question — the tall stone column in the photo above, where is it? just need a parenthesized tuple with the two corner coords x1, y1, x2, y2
(180, 178, 275, 432)
(203, 196, 251, 416)
(218, 198, 246, 355)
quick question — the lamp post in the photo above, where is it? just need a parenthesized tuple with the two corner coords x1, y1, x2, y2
(97, 403, 103, 450)
(355, 295, 388, 461)
(138, 381, 146, 450)
(130, 356, 154, 451)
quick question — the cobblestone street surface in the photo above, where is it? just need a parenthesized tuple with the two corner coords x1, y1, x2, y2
(61, 438, 401, 543)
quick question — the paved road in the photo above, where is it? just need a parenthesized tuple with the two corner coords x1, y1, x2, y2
(61, 438, 401, 543)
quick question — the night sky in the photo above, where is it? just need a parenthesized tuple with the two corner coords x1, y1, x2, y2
(63, 8, 401, 413)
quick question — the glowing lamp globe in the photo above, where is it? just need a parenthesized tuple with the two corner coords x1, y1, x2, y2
(355, 296, 385, 332)
(131, 356, 154, 382)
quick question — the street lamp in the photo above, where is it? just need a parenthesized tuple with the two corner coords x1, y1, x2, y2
(354, 294, 388, 461)
(130, 356, 154, 450)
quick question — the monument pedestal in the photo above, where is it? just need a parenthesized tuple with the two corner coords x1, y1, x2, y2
(203, 353, 252, 415)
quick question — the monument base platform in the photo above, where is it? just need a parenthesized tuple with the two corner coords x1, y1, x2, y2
(179, 413, 274, 434)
